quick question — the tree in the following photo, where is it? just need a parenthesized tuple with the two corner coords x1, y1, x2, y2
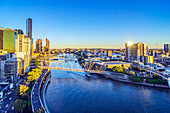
(13, 99, 26, 113)
(112, 66, 124, 73)
(14, 87, 21, 99)
(27, 68, 42, 84)
(20, 85, 29, 95)
(33, 58, 41, 66)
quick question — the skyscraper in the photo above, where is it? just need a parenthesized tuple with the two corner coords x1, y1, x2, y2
(46, 38, 50, 53)
(26, 18, 33, 58)
(26, 18, 32, 38)
(125, 42, 148, 61)
(36, 39, 42, 53)
(164, 44, 170, 54)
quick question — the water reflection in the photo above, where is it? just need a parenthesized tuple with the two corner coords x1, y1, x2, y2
(45, 55, 170, 113)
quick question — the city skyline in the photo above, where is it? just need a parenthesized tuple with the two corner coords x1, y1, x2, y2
(0, 0, 170, 49)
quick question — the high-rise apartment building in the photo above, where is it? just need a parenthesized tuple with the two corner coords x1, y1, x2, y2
(24, 36, 31, 69)
(15, 29, 24, 52)
(3, 29, 18, 52)
(164, 44, 170, 54)
(36, 39, 42, 53)
(46, 38, 50, 53)
(125, 42, 148, 61)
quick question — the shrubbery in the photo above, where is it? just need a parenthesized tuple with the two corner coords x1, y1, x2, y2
(129, 76, 143, 83)
(146, 78, 168, 85)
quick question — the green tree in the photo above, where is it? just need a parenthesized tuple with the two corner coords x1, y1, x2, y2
(13, 99, 26, 113)
(14, 87, 21, 99)
(112, 66, 124, 73)
(27, 68, 42, 84)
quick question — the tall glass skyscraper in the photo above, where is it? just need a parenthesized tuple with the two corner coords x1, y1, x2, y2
(26, 18, 32, 38)
(26, 18, 33, 59)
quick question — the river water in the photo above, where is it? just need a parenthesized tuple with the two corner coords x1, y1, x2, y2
(45, 54, 170, 113)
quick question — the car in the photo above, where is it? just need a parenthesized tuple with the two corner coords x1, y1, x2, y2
(7, 92, 11, 95)
(5, 104, 8, 108)
(9, 97, 12, 100)
(12, 106, 14, 110)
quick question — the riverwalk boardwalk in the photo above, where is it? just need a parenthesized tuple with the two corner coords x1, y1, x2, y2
(31, 69, 48, 113)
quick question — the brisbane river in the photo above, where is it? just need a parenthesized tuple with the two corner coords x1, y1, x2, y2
(44, 54, 170, 113)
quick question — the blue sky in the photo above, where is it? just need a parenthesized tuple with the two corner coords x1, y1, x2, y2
(0, 0, 170, 49)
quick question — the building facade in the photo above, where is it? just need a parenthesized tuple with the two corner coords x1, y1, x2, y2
(164, 44, 170, 55)
(26, 18, 33, 59)
(3, 29, 18, 52)
(45, 38, 50, 53)
(36, 39, 42, 53)
(125, 42, 148, 61)
(0, 28, 4, 50)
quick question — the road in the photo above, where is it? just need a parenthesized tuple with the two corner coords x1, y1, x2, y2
(0, 77, 26, 113)
(31, 69, 48, 112)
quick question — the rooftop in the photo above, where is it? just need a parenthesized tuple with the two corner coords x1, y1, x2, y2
(97, 61, 131, 65)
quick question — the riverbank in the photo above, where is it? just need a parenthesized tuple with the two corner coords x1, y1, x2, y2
(94, 72, 170, 89)
(41, 70, 51, 113)
(31, 69, 48, 113)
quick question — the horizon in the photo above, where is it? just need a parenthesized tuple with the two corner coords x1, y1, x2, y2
(0, 0, 170, 49)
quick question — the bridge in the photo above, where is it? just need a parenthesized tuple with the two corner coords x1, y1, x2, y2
(40, 54, 170, 87)
(39, 57, 104, 76)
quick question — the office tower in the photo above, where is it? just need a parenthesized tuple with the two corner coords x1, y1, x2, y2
(45, 38, 50, 53)
(36, 39, 42, 53)
(164, 44, 170, 54)
(26, 18, 32, 38)
(0, 28, 4, 50)
(3, 28, 18, 52)
(125, 42, 148, 61)
(26, 18, 33, 58)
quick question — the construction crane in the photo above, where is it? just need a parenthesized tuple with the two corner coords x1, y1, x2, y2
(156, 43, 160, 50)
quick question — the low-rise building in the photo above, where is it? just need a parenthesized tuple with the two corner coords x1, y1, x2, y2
(96, 61, 132, 69)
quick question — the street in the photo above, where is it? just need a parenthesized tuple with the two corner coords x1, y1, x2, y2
(0, 77, 26, 113)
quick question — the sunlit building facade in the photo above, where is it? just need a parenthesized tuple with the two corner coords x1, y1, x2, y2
(125, 42, 148, 61)
(46, 38, 50, 53)
(3, 29, 17, 52)
(36, 39, 42, 53)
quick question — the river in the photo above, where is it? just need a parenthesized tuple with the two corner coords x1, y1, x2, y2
(44, 54, 170, 113)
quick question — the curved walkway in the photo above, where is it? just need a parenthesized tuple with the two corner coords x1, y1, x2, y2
(31, 69, 48, 112)
(41, 71, 51, 113)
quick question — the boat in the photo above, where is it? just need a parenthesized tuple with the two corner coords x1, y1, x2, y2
(85, 73, 91, 77)
(52, 58, 58, 60)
